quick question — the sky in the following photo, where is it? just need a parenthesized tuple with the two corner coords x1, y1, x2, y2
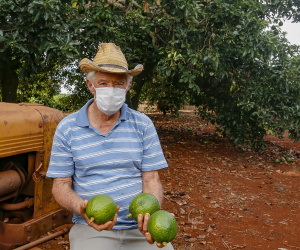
(281, 20, 300, 45)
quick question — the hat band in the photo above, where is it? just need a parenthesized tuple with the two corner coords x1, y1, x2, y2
(98, 64, 127, 71)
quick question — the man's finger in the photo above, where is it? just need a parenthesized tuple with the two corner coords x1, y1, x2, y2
(80, 200, 88, 214)
(107, 212, 119, 230)
(83, 200, 88, 209)
(92, 220, 113, 231)
(115, 206, 120, 216)
(156, 242, 165, 248)
(137, 214, 144, 233)
(143, 213, 150, 234)
(145, 232, 154, 244)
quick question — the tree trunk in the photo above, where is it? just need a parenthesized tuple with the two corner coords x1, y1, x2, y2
(0, 54, 19, 103)
(126, 64, 155, 111)
(127, 77, 145, 111)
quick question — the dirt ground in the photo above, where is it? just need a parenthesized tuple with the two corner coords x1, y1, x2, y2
(33, 109, 300, 250)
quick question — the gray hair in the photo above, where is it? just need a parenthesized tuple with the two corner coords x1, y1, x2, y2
(87, 71, 96, 85)
(87, 71, 133, 89)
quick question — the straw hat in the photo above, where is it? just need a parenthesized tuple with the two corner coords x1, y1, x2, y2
(79, 43, 143, 76)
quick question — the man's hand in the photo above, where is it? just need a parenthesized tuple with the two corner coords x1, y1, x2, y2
(80, 200, 120, 231)
(52, 178, 120, 231)
(138, 213, 165, 248)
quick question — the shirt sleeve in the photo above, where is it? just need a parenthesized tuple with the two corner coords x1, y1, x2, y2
(46, 127, 74, 178)
(141, 121, 168, 172)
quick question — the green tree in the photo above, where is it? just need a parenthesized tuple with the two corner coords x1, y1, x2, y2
(0, 0, 79, 102)
(71, 0, 299, 147)
(1, 0, 300, 148)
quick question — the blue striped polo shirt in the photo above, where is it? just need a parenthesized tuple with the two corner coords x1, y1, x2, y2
(46, 99, 168, 229)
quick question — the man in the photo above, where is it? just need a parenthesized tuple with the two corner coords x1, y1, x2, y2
(46, 43, 174, 249)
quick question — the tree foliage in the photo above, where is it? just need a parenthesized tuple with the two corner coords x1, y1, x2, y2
(1, 0, 299, 148)
(0, 0, 79, 102)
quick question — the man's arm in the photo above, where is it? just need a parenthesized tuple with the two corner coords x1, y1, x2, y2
(142, 170, 164, 207)
(52, 177, 119, 231)
(139, 170, 165, 248)
(52, 177, 83, 215)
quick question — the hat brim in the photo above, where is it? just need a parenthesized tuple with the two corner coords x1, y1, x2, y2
(79, 58, 143, 76)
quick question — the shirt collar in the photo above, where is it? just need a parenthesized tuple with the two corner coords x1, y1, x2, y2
(76, 98, 93, 127)
(120, 103, 129, 121)
(76, 99, 129, 127)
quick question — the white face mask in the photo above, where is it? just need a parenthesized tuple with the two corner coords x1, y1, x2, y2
(94, 87, 126, 116)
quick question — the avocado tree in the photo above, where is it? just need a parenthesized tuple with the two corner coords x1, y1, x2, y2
(1, 0, 299, 148)
(0, 0, 79, 102)
(71, 0, 299, 147)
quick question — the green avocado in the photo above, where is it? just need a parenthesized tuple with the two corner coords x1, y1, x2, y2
(147, 210, 178, 246)
(127, 193, 160, 221)
(85, 194, 117, 225)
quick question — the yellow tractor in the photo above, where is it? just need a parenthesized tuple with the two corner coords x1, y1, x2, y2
(0, 103, 72, 249)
